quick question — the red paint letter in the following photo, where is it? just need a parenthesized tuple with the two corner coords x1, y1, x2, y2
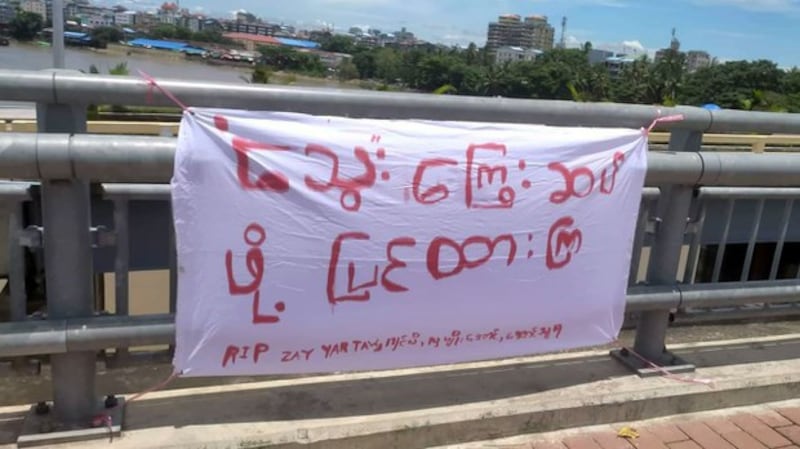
(546, 217, 583, 270)
(548, 162, 595, 204)
(599, 152, 625, 194)
(253, 343, 269, 363)
(304, 144, 377, 212)
(224, 223, 266, 295)
(232, 137, 291, 192)
(222, 345, 239, 368)
(327, 232, 376, 305)
(212, 115, 291, 192)
(225, 223, 284, 325)
(427, 234, 517, 280)
(427, 237, 465, 280)
(381, 237, 416, 292)
(462, 235, 517, 268)
(412, 158, 458, 205)
(466, 143, 515, 209)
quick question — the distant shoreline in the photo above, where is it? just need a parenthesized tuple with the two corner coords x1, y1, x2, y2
(8, 41, 372, 89)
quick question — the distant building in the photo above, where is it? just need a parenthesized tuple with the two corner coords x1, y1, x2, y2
(184, 15, 202, 32)
(686, 50, 711, 72)
(654, 28, 712, 73)
(128, 37, 203, 52)
(224, 21, 282, 37)
(223, 32, 319, 52)
(223, 32, 279, 51)
(0, 1, 16, 25)
(64, 3, 114, 27)
(115, 10, 136, 26)
(494, 46, 542, 65)
(587, 48, 615, 65)
(21, 0, 47, 21)
(316, 50, 352, 69)
(133, 11, 157, 30)
(604, 55, 635, 78)
(157, 1, 179, 25)
(486, 14, 554, 53)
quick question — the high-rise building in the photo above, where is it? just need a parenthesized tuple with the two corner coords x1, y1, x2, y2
(0, 1, 15, 25)
(20, 0, 47, 21)
(486, 14, 554, 53)
(686, 50, 711, 73)
(654, 29, 712, 73)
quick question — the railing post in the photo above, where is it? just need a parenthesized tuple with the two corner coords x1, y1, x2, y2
(612, 129, 701, 376)
(36, 97, 97, 425)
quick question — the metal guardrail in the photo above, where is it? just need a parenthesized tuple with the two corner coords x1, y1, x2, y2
(1, 68, 800, 437)
(3, 120, 800, 153)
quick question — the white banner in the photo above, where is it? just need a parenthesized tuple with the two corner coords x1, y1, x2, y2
(171, 108, 648, 377)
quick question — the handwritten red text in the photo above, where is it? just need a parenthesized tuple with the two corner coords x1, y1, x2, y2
(224, 223, 285, 324)
(548, 151, 625, 204)
(221, 342, 269, 368)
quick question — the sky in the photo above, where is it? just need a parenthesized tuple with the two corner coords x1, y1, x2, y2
(117, 0, 800, 68)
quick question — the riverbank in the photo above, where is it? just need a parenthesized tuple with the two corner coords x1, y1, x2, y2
(7, 41, 373, 89)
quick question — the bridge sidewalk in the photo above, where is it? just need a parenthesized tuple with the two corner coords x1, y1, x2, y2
(437, 401, 800, 449)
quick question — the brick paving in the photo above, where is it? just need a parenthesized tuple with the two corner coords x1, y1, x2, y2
(498, 405, 800, 449)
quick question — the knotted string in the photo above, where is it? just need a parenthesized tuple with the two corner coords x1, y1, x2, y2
(137, 69, 191, 113)
(645, 109, 685, 134)
(614, 340, 715, 387)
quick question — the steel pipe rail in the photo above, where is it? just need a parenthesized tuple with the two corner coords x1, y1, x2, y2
(697, 187, 800, 199)
(0, 182, 172, 200)
(0, 314, 174, 358)
(1, 282, 799, 358)
(4, 133, 800, 185)
(100, 183, 171, 200)
(2, 69, 800, 133)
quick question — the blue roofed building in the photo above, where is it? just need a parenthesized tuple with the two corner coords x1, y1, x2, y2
(274, 37, 320, 49)
(64, 31, 93, 46)
(127, 38, 205, 53)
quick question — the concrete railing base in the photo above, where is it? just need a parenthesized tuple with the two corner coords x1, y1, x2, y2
(2, 334, 800, 449)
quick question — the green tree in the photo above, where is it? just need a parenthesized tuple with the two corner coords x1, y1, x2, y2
(192, 29, 234, 45)
(320, 34, 355, 54)
(251, 65, 271, 84)
(149, 24, 191, 40)
(257, 45, 325, 76)
(680, 60, 785, 109)
(374, 48, 402, 83)
(337, 59, 359, 81)
(10, 10, 43, 41)
(90, 26, 123, 48)
(109, 62, 129, 76)
(650, 49, 686, 105)
(352, 50, 377, 79)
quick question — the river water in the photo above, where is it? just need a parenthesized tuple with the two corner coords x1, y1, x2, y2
(0, 42, 252, 113)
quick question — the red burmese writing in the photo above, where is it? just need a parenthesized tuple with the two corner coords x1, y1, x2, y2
(224, 222, 285, 324)
(548, 151, 625, 204)
(212, 116, 628, 214)
(326, 231, 519, 306)
(326, 217, 581, 305)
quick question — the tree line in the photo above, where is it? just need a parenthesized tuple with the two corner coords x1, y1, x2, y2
(255, 33, 800, 113)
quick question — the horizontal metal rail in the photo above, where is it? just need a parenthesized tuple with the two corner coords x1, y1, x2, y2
(3, 69, 800, 133)
(3, 118, 800, 152)
(3, 133, 800, 185)
(697, 187, 800, 199)
(1, 281, 798, 359)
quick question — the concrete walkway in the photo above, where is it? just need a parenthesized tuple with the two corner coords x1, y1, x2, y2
(2, 333, 800, 448)
(436, 401, 800, 449)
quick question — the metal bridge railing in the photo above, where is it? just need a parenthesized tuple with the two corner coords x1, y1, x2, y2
(0, 68, 800, 437)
